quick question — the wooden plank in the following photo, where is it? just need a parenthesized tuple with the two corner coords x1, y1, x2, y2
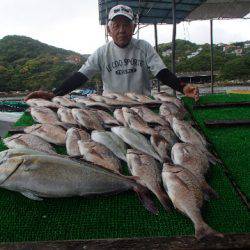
(205, 119, 250, 127)
(193, 102, 250, 109)
(0, 233, 249, 250)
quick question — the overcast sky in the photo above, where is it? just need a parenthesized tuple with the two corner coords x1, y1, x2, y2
(0, 0, 250, 54)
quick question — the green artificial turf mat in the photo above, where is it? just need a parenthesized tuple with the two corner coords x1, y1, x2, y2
(183, 93, 250, 199)
(0, 106, 249, 243)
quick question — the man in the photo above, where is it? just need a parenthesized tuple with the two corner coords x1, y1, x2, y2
(25, 4, 199, 101)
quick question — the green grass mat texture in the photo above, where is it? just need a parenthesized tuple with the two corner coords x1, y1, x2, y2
(0, 106, 249, 243)
(183, 93, 250, 199)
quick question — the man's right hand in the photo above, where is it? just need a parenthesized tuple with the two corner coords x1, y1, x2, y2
(24, 90, 55, 101)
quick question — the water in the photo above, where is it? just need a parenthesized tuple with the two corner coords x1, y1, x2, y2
(0, 112, 23, 123)
(199, 85, 250, 95)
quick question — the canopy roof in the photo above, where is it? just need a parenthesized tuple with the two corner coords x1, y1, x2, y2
(187, 0, 250, 20)
(98, 0, 250, 25)
(98, 0, 206, 24)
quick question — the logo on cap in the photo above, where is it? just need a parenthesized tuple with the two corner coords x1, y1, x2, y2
(109, 4, 134, 21)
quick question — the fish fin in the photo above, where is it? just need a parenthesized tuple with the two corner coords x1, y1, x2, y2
(21, 191, 43, 201)
(202, 181, 219, 200)
(172, 174, 191, 192)
(57, 122, 75, 130)
(174, 129, 181, 139)
(133, 184, 159, 215)
(126, 175, 141, 181)
(75, 103, 87, 109)
(196, 223, 224, 240)
(8, 126, 27, 133)
(206, 150, 222, 165)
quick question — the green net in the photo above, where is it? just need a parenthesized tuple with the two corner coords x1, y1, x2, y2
(183, 93, 250, 199)
(0, 97, 249, 243)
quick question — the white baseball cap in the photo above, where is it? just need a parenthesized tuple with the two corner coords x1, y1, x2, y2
(108, 5, 134, 21)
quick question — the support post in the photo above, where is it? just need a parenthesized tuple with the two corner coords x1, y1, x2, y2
(171, 0, 177, 97)
(154, 23, 160, 92)
(210, 19, 214, 93)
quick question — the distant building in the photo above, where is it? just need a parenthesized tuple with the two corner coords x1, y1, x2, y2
(162, 49, 172, 57)
(177, 71, 219, 84)
(223, 44, 236, 53)
(65, 55, 82, 64)
(235, 48, 243, 56)
(244, 43, 250, 49)
(218, 43, 225, 47)
(187, 47, 202, 59)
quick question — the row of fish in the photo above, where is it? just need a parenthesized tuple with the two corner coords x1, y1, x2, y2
(0, 148, 157, 214)
(1, 92, 223, 239)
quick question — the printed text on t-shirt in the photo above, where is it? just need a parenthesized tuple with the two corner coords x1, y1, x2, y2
(106, 58, 144, 73)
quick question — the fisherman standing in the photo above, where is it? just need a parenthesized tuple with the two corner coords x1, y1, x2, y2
(25, 4, 199, 101)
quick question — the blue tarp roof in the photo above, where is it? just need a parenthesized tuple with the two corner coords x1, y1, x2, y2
(98, 0, 206, 25)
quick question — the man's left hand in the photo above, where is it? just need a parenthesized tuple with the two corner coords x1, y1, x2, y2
(183, 84, 199, 102)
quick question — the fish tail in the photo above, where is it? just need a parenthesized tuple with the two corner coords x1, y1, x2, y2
(8, 126, 26, 133)
(206, 150, 222, 165)
(155, 189, 172, 212)
(202, 181, 219, 200)
(133, 184, 159, 215)
(162, 155, 172, 164)
(195, 222, 224, 240)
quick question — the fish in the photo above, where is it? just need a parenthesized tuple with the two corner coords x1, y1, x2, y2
(154, 126, 179, 148)
(0, 151, 157, 214)
(150, 134, 171, 162)
(171, 117, 207, 149)
(26, 98, 61, 109)
(88, 94, 107, 103)
(126, 93, 160, 104)
(162, 163, 223, 240)
(30, 106, 60, 124)
(159, 102, 185, 121)
(126, 149, 170, 211)
(171, 118, 219, 164)
(71, 108, 105, 131)
(131, 106, 168, 126)
(3, 133, 56, 154)
(96, 110, 120, 126)
(66, 128, 90, 156)
(88, 94, 124, 106)
(23, 124, 66, 145)
(113, 108, 126, 126)
(111, 126, 162, 162)
(52, 96, 77, 107)
(171, 143, 218, 199)
(75, 97, 113, 112)
(57, 107, 77, 125)
(103, 92, 139, 104)
(78, 140, 122, 173)
(153, 92, 186, 112)
(91, 130, 127, 162)
(122, 107, 155, 135)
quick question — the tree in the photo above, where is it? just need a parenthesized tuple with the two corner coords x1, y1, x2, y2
(221, 56, 250, 81)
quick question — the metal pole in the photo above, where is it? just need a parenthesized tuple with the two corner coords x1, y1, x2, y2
(105, 0, 109, 43)
(154, 23, 160, 92)
(171, 0, 177, 97)
(210, 19, 214, 93)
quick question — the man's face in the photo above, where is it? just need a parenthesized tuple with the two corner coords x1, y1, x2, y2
(108, 16, 136, 48)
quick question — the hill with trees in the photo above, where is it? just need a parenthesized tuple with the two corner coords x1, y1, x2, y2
(159, 39, 250, 81)
(0, 35, 87, 92)
(0, 36, 249, 93)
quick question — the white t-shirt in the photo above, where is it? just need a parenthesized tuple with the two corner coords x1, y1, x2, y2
(79, 38, 166, 95)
